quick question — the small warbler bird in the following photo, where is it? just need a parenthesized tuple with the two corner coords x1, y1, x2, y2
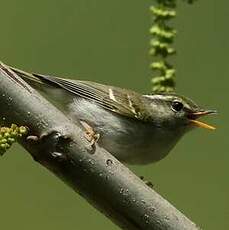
(10, 66, 216, 164)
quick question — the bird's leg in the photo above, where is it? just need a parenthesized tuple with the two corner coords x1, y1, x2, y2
(80, 121, 100, 147)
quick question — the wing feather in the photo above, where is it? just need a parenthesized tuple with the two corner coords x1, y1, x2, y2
(42, 76, 149, 120)
(10, 67, 150, 121)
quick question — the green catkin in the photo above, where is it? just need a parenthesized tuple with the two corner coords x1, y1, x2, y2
(0, 124, 28, 155)
(150, 0, 197, 93)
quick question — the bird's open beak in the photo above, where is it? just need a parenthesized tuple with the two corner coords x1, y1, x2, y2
(188, 110, 217, 130)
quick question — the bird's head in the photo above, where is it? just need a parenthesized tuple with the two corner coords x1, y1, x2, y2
(143, 94, 217, 133)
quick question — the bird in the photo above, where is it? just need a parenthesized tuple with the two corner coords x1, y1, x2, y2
(9, 66, 216, 165)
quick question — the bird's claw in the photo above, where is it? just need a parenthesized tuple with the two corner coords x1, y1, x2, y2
(140, 176, 154, 189)
(80, 121, 100, 150)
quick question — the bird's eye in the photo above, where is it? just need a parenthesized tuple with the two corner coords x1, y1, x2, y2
(171, 100, 184, 112)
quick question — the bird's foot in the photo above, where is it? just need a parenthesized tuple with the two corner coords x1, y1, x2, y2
(140, 176, 154, 189)
(80, 121, 100, 148)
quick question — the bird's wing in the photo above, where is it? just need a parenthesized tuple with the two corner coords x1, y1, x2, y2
(41, 76, 150, 121)
(10, 67, 150, 121)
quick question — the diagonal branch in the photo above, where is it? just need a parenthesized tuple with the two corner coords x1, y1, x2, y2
(0, 62, 200, 230)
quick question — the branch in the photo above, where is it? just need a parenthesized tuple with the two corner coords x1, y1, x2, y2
(0, 62, 200, 230)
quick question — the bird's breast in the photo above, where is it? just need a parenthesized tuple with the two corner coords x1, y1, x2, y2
(69, 99, 183, 164)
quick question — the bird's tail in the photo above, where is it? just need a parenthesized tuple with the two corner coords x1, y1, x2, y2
(9, 65, 47, 86)
(0, 62, 63, 98)
(3, 63, 61, 92)
(0, 62, 72, 107)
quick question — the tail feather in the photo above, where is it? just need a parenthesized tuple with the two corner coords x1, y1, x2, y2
(9, 66, 44, 85)
(9, 66, 62, 90)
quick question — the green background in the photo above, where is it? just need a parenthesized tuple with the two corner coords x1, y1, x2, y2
(0, 0, 228, 229)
